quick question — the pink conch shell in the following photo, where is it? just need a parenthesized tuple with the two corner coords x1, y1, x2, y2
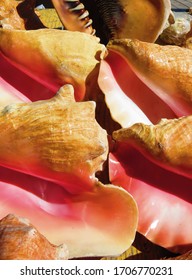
(109, 146, 192, 254)
(112, 116, 192, 179)
(0, 28, 107, 100)
(0, 44, 138, 258)
(0, 84, 108, 193)
(97, 38, 192, 254)
(107, 39, 192, 117)
(0, 167, 138, 258)
(0, 214, 69, 260)
(98, 49, 177, 128)
(109, 142, 192, 253)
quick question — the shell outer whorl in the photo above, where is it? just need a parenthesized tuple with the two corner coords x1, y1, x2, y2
(0, 85, 108, 190)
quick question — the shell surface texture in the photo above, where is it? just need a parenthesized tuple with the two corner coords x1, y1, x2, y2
(0, 28, 107, 100)
(52, 0, 171, 44)
(0, 0, 192, 259)
(0, 84, 108, 193)
(107, 38, 192, 117)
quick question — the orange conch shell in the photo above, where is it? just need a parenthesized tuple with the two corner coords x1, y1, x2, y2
(107, 38, 192, 117)
(0, 84, 108, 193)
(0, 214, 69, 260)
(113, 115, 192, 179)
(0, 28, 107, 100)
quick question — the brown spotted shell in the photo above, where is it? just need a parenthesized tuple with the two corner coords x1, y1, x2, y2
(0, 214, 69, 260)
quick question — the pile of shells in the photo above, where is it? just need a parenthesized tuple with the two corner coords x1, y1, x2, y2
(0, 0, 191, 260)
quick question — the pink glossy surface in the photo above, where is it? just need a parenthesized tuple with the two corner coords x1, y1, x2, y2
(0, 53, 54, 101)
(100, 49, 192, 253)
(0, 52, 138, 257)
(104, 51, 177, 123)
(0, 165, 138, 258)
(109, 144, 192, 253)
(1, 41, 191, 256)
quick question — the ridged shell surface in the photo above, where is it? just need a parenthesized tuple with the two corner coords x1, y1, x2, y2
(0, 85, 108, 192)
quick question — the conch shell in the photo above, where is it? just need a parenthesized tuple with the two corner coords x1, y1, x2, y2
(98, 43, 178, 130)
(0, 51, 138, 259)
(0, 84, 108, 193)
(0, 214, 68, 260)
(113, 115, 192, 179)
(77, 0, 171, 44)
(0, 171, 138, 258)
(0, 28, 107, 100)
(107, 39, 192, 117)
